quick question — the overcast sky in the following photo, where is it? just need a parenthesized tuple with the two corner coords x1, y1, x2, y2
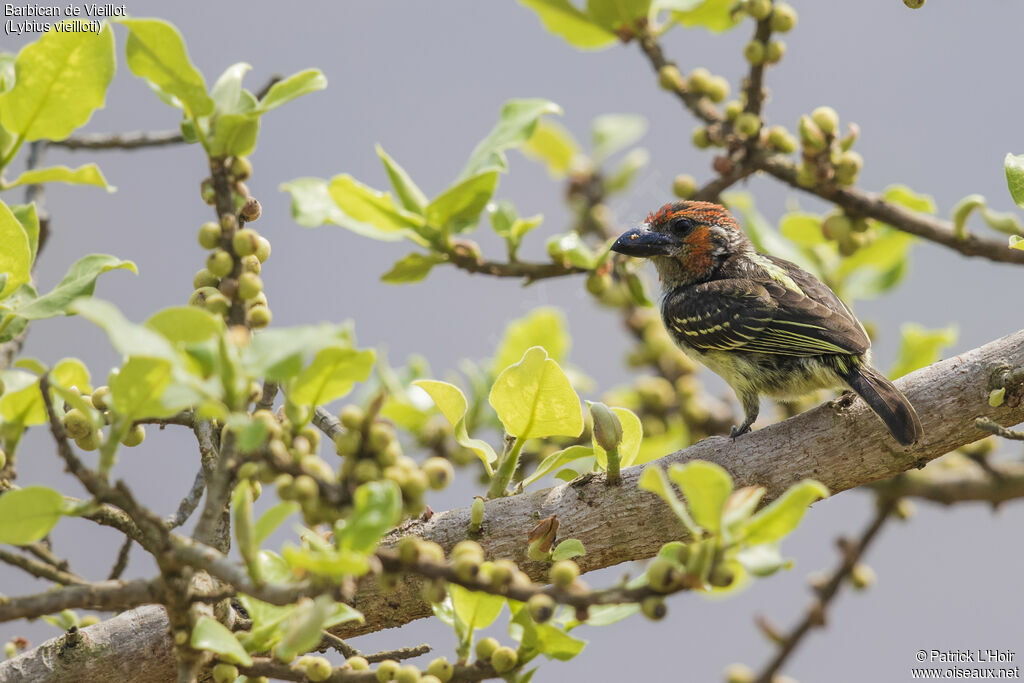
(3, 2, 1023, 681)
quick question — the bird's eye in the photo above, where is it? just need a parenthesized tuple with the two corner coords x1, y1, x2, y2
(670, 217, 694, 234)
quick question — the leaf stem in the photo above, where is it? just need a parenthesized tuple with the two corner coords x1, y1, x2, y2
(0, 133, 25, 173)
(605, 445, 621, 486)
(488, 435, 524, 498)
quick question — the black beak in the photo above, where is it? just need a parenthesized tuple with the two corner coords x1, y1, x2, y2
(611, 225, 676, 257)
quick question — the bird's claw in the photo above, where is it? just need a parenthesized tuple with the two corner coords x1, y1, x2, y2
(729, 424, 751, 440)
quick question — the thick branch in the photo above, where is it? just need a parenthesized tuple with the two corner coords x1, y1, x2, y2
(5, 329, 1024, 682)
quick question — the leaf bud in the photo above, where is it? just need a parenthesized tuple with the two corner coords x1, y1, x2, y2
(798, 115, 827, 152)
(588, 401, 623, 452)
(834, 150, 863, 186)
(766, 125, 797, 154)
(811, 106, 839, 136)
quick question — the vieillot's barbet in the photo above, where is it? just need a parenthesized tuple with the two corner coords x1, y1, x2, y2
(611, 200, 923, 446)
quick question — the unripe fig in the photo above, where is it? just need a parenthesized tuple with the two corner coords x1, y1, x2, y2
(745, 0, 771, 20)
(834, 150, 863, 185)
(725, 100, 742, 122)
(692, 127, 711, 149)
(821, 213, 852, 241)
(212, 663, 239, 683)
(395, 665, 421, 683)
(764, 40, 786, 64)
(850, 563, 876, 590)
(647, 556, 681, 592)
(710, 563, 736, 587)
(657, 64, 686, 92)
(490, 646, 518, 674)
(339, 405, 364, 430)
(724, 663, 756, 683)
(347, 656, 370, 670)
(734, 112, 761, 139)
(207, 250, 234, 278)
(233, 228, 259, 257)
(248, 305, 272, 328)
(771, 2, 797, 32)
(903, 0, 924, 7)
(376, 659, 401, 682)
(585, 271, 611, 296)
(63, 408, 92, 440)
(672, 174, 697, 199)
(200, 178, 216, 205)
(811, 106, 839, 136)
(255, 236, 272, 263)
(0, 448, 6, 470)
(743, 40, 765, 66)
(641, 596, 667, 621)
(470, 496, 485, 532)
(354, 459, 381, 483)
(3, 642, 16, 659)
(421, 676, 442, 683)
(426, 657, 453, 683)
(687, 67, 712, 94)
(475, 637, 499, 661)
(230, 156, 253, 180)
(75, 430, 102, 451)
(241, 198, 262, 222)
(527, 593, 555, 623)
(706, 75, 730, 103)
(420, 578, 447, 603)
(121, 424, 146, 447)
(198, 221, 222, 249)
(795, 162, 817, 188)
(550, 560, 580, 588)
(193, 268, 219, 289)
(299, 655, 333, 682)
(767, 125, 796, 154)
(237, 272, 263, 300)
(241, 254, 261, 274)
(422, 457, 454, 490)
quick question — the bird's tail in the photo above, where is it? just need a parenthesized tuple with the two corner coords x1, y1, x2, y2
(839, 363, 924, 446)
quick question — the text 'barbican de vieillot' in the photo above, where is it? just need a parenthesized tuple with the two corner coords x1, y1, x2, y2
(3, 3, 126, 17)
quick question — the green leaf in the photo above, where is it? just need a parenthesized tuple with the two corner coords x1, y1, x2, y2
(145, 306, 222, 345)
(327, 174, 426, 241)
(522, 119, 580, 178)
(489, 201, 544, 245)
(889, 323, 956, 380)
(667, 461, 732, 534)
(280, 177, 350, 228)
(462, 99, 563, 179)
(493, 307, 570, 375)
(0, 486, 64, 545)
(779, 212, 825, 247)
(253, 501, 300, 545)
(603, 147, 649, 193)
(0, 23, 115, 141)
(243, 323, 353, 381)
(591, 113, 647, 163)
(4, 164, 114, 192)
(449, 584, 505, 630)
(1011, 235, 1024, 251)
(518, 0, 618, 49)
(883, 184, 936, 214)
(53, 358, 92, 393)
(488, 346, 583, 440)
(381, 252, 444, 284)
(523, 444, 593, 487)
(586, 0, 652, 30)
(552, 538, 585, 561)
(672, 0, 742, 32)
(1005, 153, 1024, 209)
(10, 255, 137, 320)
(510, 604, 587, 660)
(425, 171, 499, 231)
(638, 465, 698, 535)
(209, 112, 260, 157)
(259, 68, 327, 112)
(0, 199, 32, 298)
(70, 298, 178, 362)
(736, 543, 790, 577)
(413, 379, 498, 471)
(546, 231, 597, 269)
(376, 145, 428, 213)
(191, 616, 253, 666)
(836, 227, 913, 281)
(742, 479, 829, 545)
(110, 357, 179, 419)
(323, 602, 364, 629)
(210, 62, 251, 115)
(117, 18, 213, 118)
(289, 347, 374, 407)
(11, 203, 39, 262)
(336, 481, 402, 554)
(0, 370, 45, 425)
(595, 406, 642, 467)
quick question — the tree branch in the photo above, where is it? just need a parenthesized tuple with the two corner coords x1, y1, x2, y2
(0, 579, 161, 623)
(6, 328, 1024, 682)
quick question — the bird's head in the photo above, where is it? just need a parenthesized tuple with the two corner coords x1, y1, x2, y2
(610, 201, 750, 286)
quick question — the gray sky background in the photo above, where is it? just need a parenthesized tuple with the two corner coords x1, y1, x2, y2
(2, 2, 1023, 681)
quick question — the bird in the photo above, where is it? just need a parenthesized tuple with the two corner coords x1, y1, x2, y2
(610, 200, 923, 446)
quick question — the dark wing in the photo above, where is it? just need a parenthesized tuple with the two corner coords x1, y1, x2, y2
(664, 272, 869, 357)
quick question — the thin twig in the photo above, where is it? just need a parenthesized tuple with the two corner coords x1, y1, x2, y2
(256, 381, 278, 412)
(364, 643, 432, 663)
(0, 548, 86, 586)
(975, 417, 1024, 441)
(0, 579, 161, 623)
(165, 467, 206, 529)
(107, 537, 133, 581)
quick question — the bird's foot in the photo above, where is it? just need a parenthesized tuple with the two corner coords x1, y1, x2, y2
(830, 390, 857, 410)
(729, 424, 752, 440)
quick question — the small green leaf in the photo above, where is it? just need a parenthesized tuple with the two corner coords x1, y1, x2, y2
(243, 323, 353, 381)
(596, 406, 642, 467)
(253, 501, 300, 545)
(145, 306, 222, 345)
(736, 543, 790, 577)
(191, 616, 253, 666)
(327, 174, 426, 241)
(889, 323, 956, 379)
(11, 203, 39, 262)
(667, 461, 733, 534)
(518, 0, 618, 49)
(603, 147, 649, 193)
(381, 252, 444, 284)
(523, 444, 593, 487)
(989, 387, 1006, 407)
(883, 184, 936, 214)
(210, 62, 251, 115)
(586, 0, 652, 31)
(425, 171, 499, 231)
(209, 112, 260, 157)
(375, 145, 428, 213)
(638, 465, 698, 535)
(591, 113, 647, 163)
(493, 307, 570, 375)
(779, 212, 825, 247)
(70, 298, 178, 362)
(413, 379, 497, 471)
(11, 255, 136, 320)
(489, 201, 543, 244)
(289, 347, 375, 407)
(672, 0, 742, 32)
(522, 118, 580, 178)
(0, 370, 46, 425)
(742, 479, 829, 545)
(0, 23, 115, 141)
(489, 346, 583, 440)
(4, 164, 114, 192)
(1011, 235, 1024, 251)
(0, 486, 64, 545)
(1005, 153, 1024, 209)
(117, 18, 214, 118)
(449, 584, 505, 630)
(336, 481, 402, 554)
(0, 199, 32, 298)
(280, 177, 350, 228)
(461, 99, 562, 178)
(259, 69, 327, 112)
(552, 538, 586, 561)
(111, 357, 178, 419)
(546, 231, 597, 269)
